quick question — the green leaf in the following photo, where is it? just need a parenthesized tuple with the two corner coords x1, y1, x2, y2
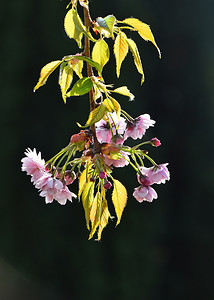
(89, 191, 102, 239)
(63, 55, 102, 75)
(82, 182, 95, 229)
(64, 8, 97, 48)
(104, 15, 116, 39)
(114, 32, 129, 77)
(92, 40, 110, 70)
(103, 97, 121, 118)
(33, 60, 62, 92)
(67, 77, 93, 97)
(86, 102, 109, 126)
(78, 163, 92, 198)
(119, 18, 161, 58)
(112, 86, 135, 101)
(112, 179, 127, 226)
(73, 60, 83, 78)
(126, 38, 145, 84)
(59, 62, 74, 103)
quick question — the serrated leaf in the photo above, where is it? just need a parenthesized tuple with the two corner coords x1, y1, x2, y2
(34, 60, 62, 92)
(59, 63, 73, 103)
(126, 38, 145, 84)
(112, 179, 127, 226)
(82, 182, 95, 229)
(97, 199, 110, 241)
(92, 40, 110, 69)
(64, 8, 97, 48)
(103, 97, 121, 118)
(89, 191, 102, 239)
(119, 18, 161, 58)
(86, 102, 108, 126)
(67, 77, 93, 97)
(114, 32, 129, 77)
(78, 163, 92, 197)
(63, 55, 102, 75)
(112, 86, 135, 101)
(73, 60, 83, 78)
(104, 15, 116, 39)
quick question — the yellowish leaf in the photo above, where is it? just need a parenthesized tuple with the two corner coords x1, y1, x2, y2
(114, 32, 129, 77)
(33, 60, 62, 92)
(73, 60, 83, 78)
(78, 163, 92, 198)
(86, 102, 108, 126)
(82, 182, 95, 229)
(120, 18, 161, 58)
(104, 15, 116, 39)
(92, 40, 110, 69)
(97, 199, 110, 241)
(59, 63, 73, 103)
(64, 8, 84, 48)
(112, 179, 127, 226)
(126, 38, 145, 84)
(112, 86, 135, 101)
(103, 97, 121, 119)
(89, 191, 102, 239)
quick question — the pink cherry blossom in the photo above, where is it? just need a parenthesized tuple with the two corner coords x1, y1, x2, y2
(104, 151, 129, 168)
(21, 148, 45, 182)
(95, 112, 126, 143)
(133, 185, 158, 203)
(124, 114, 155, 140)
(39, 177, 76, 205)
(139, 164, 170, 185)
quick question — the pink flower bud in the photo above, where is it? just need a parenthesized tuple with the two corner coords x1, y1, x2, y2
(150, 137, 161, 147)
(137, 173, 151, 186)
(103, 181, 112, 190)
(99, 171, 106, 179)
(90, 177, 96, 182)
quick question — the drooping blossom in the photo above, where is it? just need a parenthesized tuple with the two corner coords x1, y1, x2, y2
(104, 151, 129, 168)
(21, 148, 45, 182)
(96, 112, 126, 143)
(133, 185, 158, 203)
(124, 114, 155, 140)
(39, 177, 76, 205)
(139, 164, 170, 185)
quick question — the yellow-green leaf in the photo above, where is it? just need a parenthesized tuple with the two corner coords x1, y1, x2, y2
(89, 191, 102, 239)
(73, 60, 83, 78)
(114, 32, 129, 77)
(126, 38, 145, 84)
(103, 97, 121, 119)
(112, 179, 127, 226)
(97, 198, 110, 241)
(78, 163, 92, 197)
(112, 86, 135, 101)
(82, 182, 95, 229)
(119, 18, 161, 58)
(92, 40, 110, 69)
(64, 8, 84, 48)
(104, 15, 116, 39)
(86, 102, 108, 126)
(59, 63, 74, 103)
(67, 77, 93, 97)
(33, 60, 62, 92)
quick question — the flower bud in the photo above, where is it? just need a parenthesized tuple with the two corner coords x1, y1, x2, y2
(90, 177, 96, 182)
(150, 137, 161, 147)
(103, 180, 112, 190)
(99, 171, 106, 179)
(137, 173, 151, 186)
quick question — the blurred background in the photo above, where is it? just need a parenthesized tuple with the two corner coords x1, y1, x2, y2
(0, 0, 214, 299)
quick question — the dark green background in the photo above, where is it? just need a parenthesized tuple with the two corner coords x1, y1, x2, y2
(0, 0, 214, 299)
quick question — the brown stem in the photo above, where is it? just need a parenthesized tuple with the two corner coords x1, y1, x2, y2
(83, 5, 101, 154)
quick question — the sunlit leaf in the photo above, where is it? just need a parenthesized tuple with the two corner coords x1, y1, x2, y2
(73, 60, 83, 78)
(67, 77, 93, 97)
(119, 18, 161, 58)
(82, 181, 95, 229)
(126, 39, 145, 84)
(92, 40, 110, 69)
(86, 102, 109, 126)
(63, 55, 102, 75)
(97, 187, 110, 240)
(114, 32, 129, 77)
(112, 86, 135, 101)
(33, 60, 62, 92)
(103, 97, 121, 118)
(89, 191, 102, 239)
(78, 163, 92, 198)
(112, 179, 127, 226)
(104, 15, 116, 39)
(59, 63, 74, 103)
